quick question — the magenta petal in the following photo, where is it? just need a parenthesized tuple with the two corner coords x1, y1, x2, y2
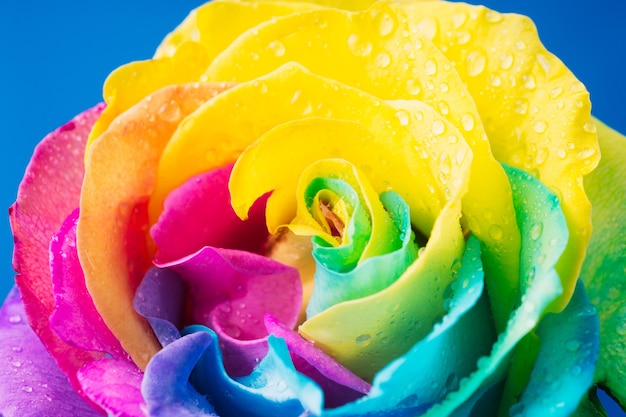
(151, 164, 269, 264)
(50, 209, 124, 357)
(0, 287, 101, 416)
(265, 314, 370, 407)
(8, 104, 106, 404)
(160, 247, 302, 376)
(78, 357, 146, 417)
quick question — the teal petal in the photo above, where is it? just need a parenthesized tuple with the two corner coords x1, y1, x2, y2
(509, 280, 599, 416)
(308, 188, 419, 318)
(419, 164, 568, 416)
(184, 325, 323, 416)
(325, 236, 494, 416)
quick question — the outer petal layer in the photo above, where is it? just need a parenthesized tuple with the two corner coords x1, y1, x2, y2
(8, 104, 105, 403)
(0, 288, 100, 416)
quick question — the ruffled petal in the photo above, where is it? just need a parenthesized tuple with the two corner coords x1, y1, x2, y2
(509, 280, 599, 416)
(326, 236, 494, 416)
(151, 163, 268, 265)
(133, 267, 186, 347)
(186, 326, 324, 416)
(78, 83, 231, 369)
(421, 164, 568, 416)
(580, 119, 626, 409)
(78, 357, 146, 417)
(158, 247, 301, 376)
(264, 314, 371, 408)
(0, 287, 100, 416)
(142, 331, 218, 417)
(8, 104, 105, 405)
(50, 208, 123, 357)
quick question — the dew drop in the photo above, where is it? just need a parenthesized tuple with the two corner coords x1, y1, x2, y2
(439, 82, 450, 93)
(530, 222, 543, 240)
(565, 339, 581, 352)
(488, 224, 503, 240)
(375, 51, 391, 69)
(406, 79, 421, 96)
(582, 121, 597, 134)
(514, 99, 529, 115)
(533, 120, 548, 134)
(570, 365, 582, 376)
(485, 10, 503, 23)
(12, 361, 21, 368)
(355, 334, 372, 346)
(515, 40, 527, 50)
(8, 315, 21, 324)
(268, 40, 286, 57)
(425, 59, 437, 75)
(461, 113, 475, 131)
(347, 34, 373, 57)
(549, 86, 564, 99)
(536, 53, 551, 75)
(22, 385, 33, 393)
(438, 101, 450, 115)
(535, 148, 548, 165)
(395, 110, 410, 126)
(456, 30, 471, 45)
(432, 120, 446, 135)
(466, 49, 487, 76)
(158, 100, 182, 122)
(489, 74, 502, 87)
(417, 17, 438, 39)
(499, 53, 514, 70)
(523, 74, 536, 90)
(375, 11, 396, 37)
(576, 147, 596, 160)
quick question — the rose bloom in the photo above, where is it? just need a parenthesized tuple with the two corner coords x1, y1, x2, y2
(2, 1, 625, 416)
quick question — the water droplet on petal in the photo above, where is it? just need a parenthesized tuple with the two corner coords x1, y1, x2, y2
(466, 49, 487, 76)
(582, 121, 597, 134)
(514, 99, 529, 115)
(461, 113, 475, 131)
(565, 339, 581, 352)
(425, 59, 437, 75)
(406, 79, 421, 96)
(416, 17, 438, 39)
(158, 100, 181, 122)
(22, 385, 33, 393)
(8, 315, 21, 324)
(485, 10, 503, 23)
(268, 40, 286, 57)
(375, 51, 391, 69)
(395, 110, 410, 126)
(533, 120, 548, 133)
(347, 34, 373, 57)
(499, 53, 514, 70)
(432, 120, 445, 135)
(456, 30, 471, 44)
(488, 224, 503, 240)
(530, 222, 543, 240)
(355, 334, 372, 346)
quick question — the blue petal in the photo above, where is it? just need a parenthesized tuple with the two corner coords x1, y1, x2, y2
(142, 331, 218, 416)
(185, 325, 324, 416)
(326, 236, 494, 416)
(509, 280, 599, 416)
(134, 267, 186, 346)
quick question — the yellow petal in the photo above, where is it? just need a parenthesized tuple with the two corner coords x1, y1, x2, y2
(77, 82, 231, 369)
(397, 1, 600, 311)
(202, 2, 520, 330)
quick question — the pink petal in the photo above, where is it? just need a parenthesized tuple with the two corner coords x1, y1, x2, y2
(50, 209, 124, 357)
(78, 357, 146, 417)
(160, 247, 302, 376)
(8, 104, 106, 405)
(265, 314, 371, 408)
(151, 164, 269, 264)
(0, 287, 101, 416)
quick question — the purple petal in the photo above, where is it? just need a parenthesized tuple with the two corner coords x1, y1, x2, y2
(0, 287, 101, 416)
(142, 331, 218, 417)
(159, 247, 302, 376)
(265, 314, 371, 408)
(8, 104, 107, 403)
(50, 209, 124, 357)
(78, 357, 146, 417)
(151, 164, 269, 264)
(134, 267, 186, 347)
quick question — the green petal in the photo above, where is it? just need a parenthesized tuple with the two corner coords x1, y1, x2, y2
(307, 181, 419, 317)
(324, 236, 495, 416)
(421, 164, 567, 416)
(509, 280, 599, 416)
(580, 118, 626, 410)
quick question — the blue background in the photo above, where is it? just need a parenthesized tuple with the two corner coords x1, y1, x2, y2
(1, 1, 624, 415)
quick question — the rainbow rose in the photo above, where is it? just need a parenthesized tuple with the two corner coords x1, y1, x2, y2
(2, 1, 625, 416)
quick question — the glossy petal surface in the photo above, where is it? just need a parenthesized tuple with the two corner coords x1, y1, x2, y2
(50, 209, 123, 357)
(151, 163, 268, 265)
(142, 330, 217, 417)
(0, 287, 100, 416)
(78, 83, 231, 369)
(510, 281, 599, 416)
(8, 104, 105, 402)
(422, 164, 568, 416)
(581, 119, 626, 409)
(186, 326, 324, 416)
(159, 247, 301, 376)
(78, 357, 146, 417)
